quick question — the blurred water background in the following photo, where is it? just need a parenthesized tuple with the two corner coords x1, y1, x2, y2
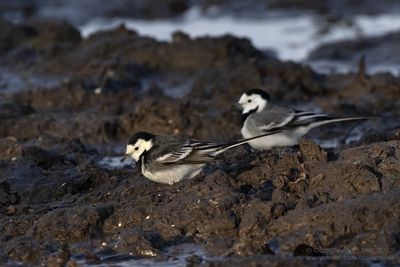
(2, 0, 400, 76)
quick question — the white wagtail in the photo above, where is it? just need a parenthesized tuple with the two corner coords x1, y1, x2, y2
(121, 130, 281, 184)
(238, 89, 371, 150)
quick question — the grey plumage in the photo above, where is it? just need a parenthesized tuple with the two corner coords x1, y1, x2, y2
(239, 89, 370, 150)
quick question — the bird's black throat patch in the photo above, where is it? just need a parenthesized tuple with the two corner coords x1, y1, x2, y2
(241, 107, 258, 126)
(139, 152, 146, 164)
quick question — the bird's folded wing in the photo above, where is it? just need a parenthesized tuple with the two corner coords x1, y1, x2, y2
(153, 139, 222, 164)
(182, 140, 224, 163)
(289, 111, 329, 126)
(259, 109, 295, 131)
(154, 143, 193, 163)
(260, 109, 329, 131)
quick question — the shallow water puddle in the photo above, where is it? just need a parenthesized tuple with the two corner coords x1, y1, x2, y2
(0, 67, 65, 93)
(98, 156, 134, 170)
(73, 243, 214, 267)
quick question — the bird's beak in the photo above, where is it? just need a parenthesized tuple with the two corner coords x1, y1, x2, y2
(232, 102, 243, 111)
(121, 154, 130, 162)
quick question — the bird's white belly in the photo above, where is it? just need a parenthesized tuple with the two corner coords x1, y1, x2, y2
(142, 163, 204, 185)
(241, 126, 308, 150)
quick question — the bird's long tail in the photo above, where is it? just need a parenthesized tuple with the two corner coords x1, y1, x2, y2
(212, 116, 375, 155)
(305, 116, 374, 130)
(214, 130, 282, 155)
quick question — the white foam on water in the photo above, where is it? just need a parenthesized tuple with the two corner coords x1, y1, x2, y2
(80, 8, 316, 61)
(308, 59, 400, 76)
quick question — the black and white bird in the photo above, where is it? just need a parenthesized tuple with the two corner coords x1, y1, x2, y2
(238, 89, 370, 150)
(122, 130, 280, 184)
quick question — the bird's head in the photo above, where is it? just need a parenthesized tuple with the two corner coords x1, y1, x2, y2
(238, 89, 271, 114)
(122, 131, 155, 162)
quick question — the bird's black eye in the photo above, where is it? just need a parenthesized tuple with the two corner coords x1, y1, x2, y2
(248, 99, 252, 103)
(134, 147, 139, 151)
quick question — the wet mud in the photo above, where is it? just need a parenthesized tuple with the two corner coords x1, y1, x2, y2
(1, 18, 400, 267)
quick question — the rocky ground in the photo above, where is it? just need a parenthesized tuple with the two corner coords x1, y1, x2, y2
(1, 15, 400, 267)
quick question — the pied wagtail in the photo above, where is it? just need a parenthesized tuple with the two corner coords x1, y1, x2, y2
(238, 89, 371, 150)
(122, 130, 280, 184)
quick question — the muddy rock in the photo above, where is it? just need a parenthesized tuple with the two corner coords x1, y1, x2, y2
(0, 20, 36, 55)
(234, 198, 273, 255)
(1, 20, 81, 69)
(2, 126, 400, 265)
(298, 139, 328, 163)
(5, 236, 42, 264)
(0, 101, 34, 119)
(44, 30, 264, 76)
(114, 228, 160, 256)
(21, 146, 64, 169)
(268, 188, 400, 252)
(0, 182, 16, 207)
(30, 205, 113, 242)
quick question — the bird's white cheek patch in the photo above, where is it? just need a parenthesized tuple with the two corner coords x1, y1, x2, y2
(126, 145, 135, 155)
(125, 140, 154, 161)
(126, 144, 140, 161)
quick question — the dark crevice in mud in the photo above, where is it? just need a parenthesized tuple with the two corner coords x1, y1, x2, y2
(362, 165, 384, 191)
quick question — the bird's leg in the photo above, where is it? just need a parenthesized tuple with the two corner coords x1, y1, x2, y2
(277, 146, 289, 158)
(339, 123, 360, 145)
(293, 145, 303, 161)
